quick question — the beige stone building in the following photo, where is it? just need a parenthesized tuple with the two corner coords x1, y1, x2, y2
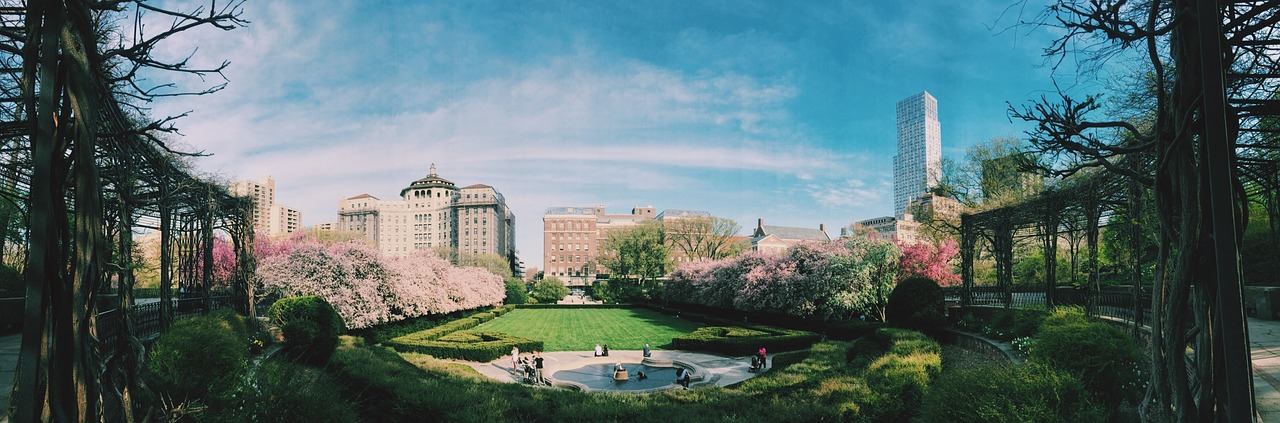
(850, 215, 921, 244)
(229, 176, 302, 237)
(749, 219, 832, 254)
(337, 165, 516, 268)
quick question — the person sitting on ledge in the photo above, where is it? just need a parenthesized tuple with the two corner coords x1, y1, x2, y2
(603, 344, 610, 356)
(594, 343, 602, 357)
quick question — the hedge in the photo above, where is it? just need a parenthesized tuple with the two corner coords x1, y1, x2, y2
(388, 330, 543, 362)
(850, 328, 942, 422)
(671, 325, 821, 356)
(649, 303, 883, 340)
(386, 307, 541, 361)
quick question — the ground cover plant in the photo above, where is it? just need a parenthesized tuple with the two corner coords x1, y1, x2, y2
(327, 327, 942, 422)
(475, 307, 703, 351)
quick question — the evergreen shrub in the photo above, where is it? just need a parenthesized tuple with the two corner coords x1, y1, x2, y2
(885, 276, 946, 333)
(145, 313, 248, 402)
(850, 328, 942, 422)
(269, 295, 345, 364)
(1030, 307, 1143, 411)
(671, 325, 820, 355)
(918, 363, 1105, 423)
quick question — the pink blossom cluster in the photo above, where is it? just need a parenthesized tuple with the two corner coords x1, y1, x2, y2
(663, 237, 960, 321)
(896, 240, 961, 287)
(255, 235, 504, 329)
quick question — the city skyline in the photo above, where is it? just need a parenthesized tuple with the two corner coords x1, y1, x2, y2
(142, 0, 1111, 264)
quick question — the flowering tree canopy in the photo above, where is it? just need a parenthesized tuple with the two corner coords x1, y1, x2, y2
(897, 240, 960, 287)
(256, 235, 504, 329)
(664, 236, 903, 320)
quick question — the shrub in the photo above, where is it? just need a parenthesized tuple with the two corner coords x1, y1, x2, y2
(1030, 308, 1144, 412)
(145, 314, 248, 402)
(212, 361, 360, 423)
(0, 264, 21, 296)
(849, 328, 942, 422)
(385, 309, 543, 361)
(531, 276, 569, 303)
(269, 296, 345, 364)
(504, 277, 528, 305)
(918, 363, 1105, 423)
(671, 325, 820, 355)
(885, 276, 945, 333)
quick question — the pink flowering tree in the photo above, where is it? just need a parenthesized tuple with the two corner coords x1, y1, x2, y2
(257, 240, 393, 329)
(193, 236, 238, 289)
(897, 240, 960, 287)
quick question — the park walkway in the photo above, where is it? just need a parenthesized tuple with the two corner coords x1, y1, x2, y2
(0, 318, 1276, 420)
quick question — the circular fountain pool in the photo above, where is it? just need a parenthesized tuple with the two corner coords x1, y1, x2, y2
(552, 363, 680, 392)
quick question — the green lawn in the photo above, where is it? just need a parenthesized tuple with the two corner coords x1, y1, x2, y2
(475, 308, 704, 352)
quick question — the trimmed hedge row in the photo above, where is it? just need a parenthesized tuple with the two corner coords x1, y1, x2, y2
(386, 306, 539, 361)
(650, 303, 883, 340)
(515, 303, 633, 309)
(671, 325, 821, 356)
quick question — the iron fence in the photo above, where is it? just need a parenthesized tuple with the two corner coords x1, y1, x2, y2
(945, 286, 1152, 327)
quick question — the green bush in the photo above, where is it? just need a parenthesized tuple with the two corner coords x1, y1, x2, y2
(210, 360, 360, 423)
(918, 363, 1105, 423)
(886, 276, 946, 333)
(1030, 307, 1143, 412)
(671, 325, 821, 356)
(389, 329, 543, 361)
(145, 314, 248, 402)
(385, 308, 544, 361)
(504, 277, 529, 305)
(531, 276, 570, 303)
(268, 296, 345, 364)
(0, 264, 21, 297)
(848, 328, 941, 422)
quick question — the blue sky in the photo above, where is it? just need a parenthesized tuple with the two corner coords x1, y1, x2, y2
(145, 0, 1107, 266)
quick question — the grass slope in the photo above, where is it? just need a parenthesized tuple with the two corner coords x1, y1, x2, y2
(476, 308, 703, 352)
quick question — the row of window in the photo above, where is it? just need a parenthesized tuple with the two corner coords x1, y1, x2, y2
(548, 221, 590, 230)
(549, 232, 590, 240)
(550, 243, 588, 252)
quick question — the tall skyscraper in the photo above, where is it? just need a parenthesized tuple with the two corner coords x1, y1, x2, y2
(893, 91, 942, 217)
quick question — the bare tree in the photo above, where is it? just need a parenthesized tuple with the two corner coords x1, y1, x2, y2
(664, 216, 744, 261)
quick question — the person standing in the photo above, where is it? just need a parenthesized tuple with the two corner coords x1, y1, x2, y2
(510, 346, 520, 374)
(534, 352, 546, 385)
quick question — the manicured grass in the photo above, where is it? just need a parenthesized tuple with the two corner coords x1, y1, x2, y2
(475, 308, 704, 352)
(326, 328, 944, 422)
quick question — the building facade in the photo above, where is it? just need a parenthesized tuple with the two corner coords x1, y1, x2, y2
(893, 91, 942, 217)
(749, 219, 831, 254)
(229, 176, 302, 236)
(337, 165, 516, 267)
(267, 205, 303, 236)
(542, 205, 656, 285)
(850, 215, 920, 244)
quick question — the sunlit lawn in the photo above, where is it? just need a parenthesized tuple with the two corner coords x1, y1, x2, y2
(476, 308, 704, 352)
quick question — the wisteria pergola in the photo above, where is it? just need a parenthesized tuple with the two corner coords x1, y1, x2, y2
(0, 1, 251, 421)
(955, 0, 1280, 418)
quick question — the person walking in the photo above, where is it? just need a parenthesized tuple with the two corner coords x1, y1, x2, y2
(534, 352, 546, 385)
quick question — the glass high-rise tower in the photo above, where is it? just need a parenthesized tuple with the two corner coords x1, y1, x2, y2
(892, 91, 941, 217)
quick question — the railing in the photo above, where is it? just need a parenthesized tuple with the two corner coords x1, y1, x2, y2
(96, 294, 234, 352)
(945, 286, 1152, 327)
